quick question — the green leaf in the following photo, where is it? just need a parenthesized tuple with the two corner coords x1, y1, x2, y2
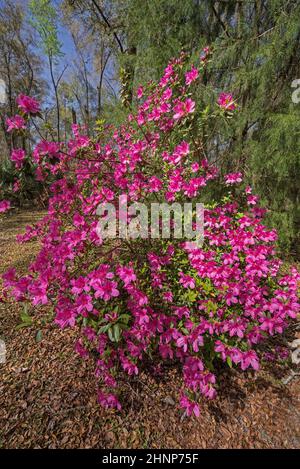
(20, 305, 32, 323)
(113, 324, 121, 342)
(206, 300, 217, 313)
(226, 356, 233, 368)
(118, 314, 131, 324)
(108, 327, 115, 342)
(99, 323, 112, 334)
(183, 289, 198, 303)
(16, 322, 32, 330)
(82, 317, 88, 327)
(17, 305, 33, 329)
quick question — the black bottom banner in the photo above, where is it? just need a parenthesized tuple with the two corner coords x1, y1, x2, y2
(0, 448, 298, 465)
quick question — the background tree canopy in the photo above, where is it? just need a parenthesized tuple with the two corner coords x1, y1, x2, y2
(0, 0, 299, 256)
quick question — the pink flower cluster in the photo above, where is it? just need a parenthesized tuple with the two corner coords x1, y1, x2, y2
(0, 200, 11, 213)
(3, 50, 299, 417)
(6, 115, 26, 132)
(16, 94, 40, 115)
(2, 94, 40, 175)
(11, 148, 26, 169)
(217, 92, 236, 111)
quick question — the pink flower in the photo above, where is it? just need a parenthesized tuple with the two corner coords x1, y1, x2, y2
(217, 92, 236, 111)
(73, 213, 85, 227)
(121, 354, 139, 375)
(117, 265, 136, 286)
(6, 115, 26, 132)
(75, 294, 93, 314)
(162, 87, 172, 100)
(172, 141, 190, 164)
(2, 267, 16, 286)
(55, 308, 76, 328)
(83, 326, 97, 342)
(247, 195, 259, 206)
(71, 277, 90, 295)
(98, 391, 121, 410)
(179, 272, 196, 289)
(214, 340, 227, 361)
(159, 343, 174, 359)
(179, 394, 200, 417)
(148, 176, 163, 193)
(230, 348, 243, 365)
(224, 172, 243, 185)
(11, 148, 26, 169)
(13, 180, 21, 192)
(94, 280, 119, 301)
(29, 281, 48, 306)
(163, 291, 173, 302)
(0, 200, 11, 213)
(137, 86, 143, 99)
(176, 335, 189, 352)
(16, 94, 40, 115)
(240, 350, 259, 371)
(185, 66, 199, 86)
(75, 339, 89, 358)
(173, 98, 195, 120)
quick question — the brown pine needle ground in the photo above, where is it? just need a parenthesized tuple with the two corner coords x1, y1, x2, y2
(0, 209, 299, 448)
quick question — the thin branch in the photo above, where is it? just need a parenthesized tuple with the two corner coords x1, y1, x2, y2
(90, 0, 124, 53)
(56, 64, 69, 87)
(211, 2, 230, 38)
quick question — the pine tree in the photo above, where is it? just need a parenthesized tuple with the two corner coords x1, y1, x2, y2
(117, 0, 300, 257)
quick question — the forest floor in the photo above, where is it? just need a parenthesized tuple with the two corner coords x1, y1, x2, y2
(0, 209, 300, 449)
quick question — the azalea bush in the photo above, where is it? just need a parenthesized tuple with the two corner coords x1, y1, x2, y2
(0, 158, 45, 209)
(2, 50, 300, 416)
(0, 96, 46, 209)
